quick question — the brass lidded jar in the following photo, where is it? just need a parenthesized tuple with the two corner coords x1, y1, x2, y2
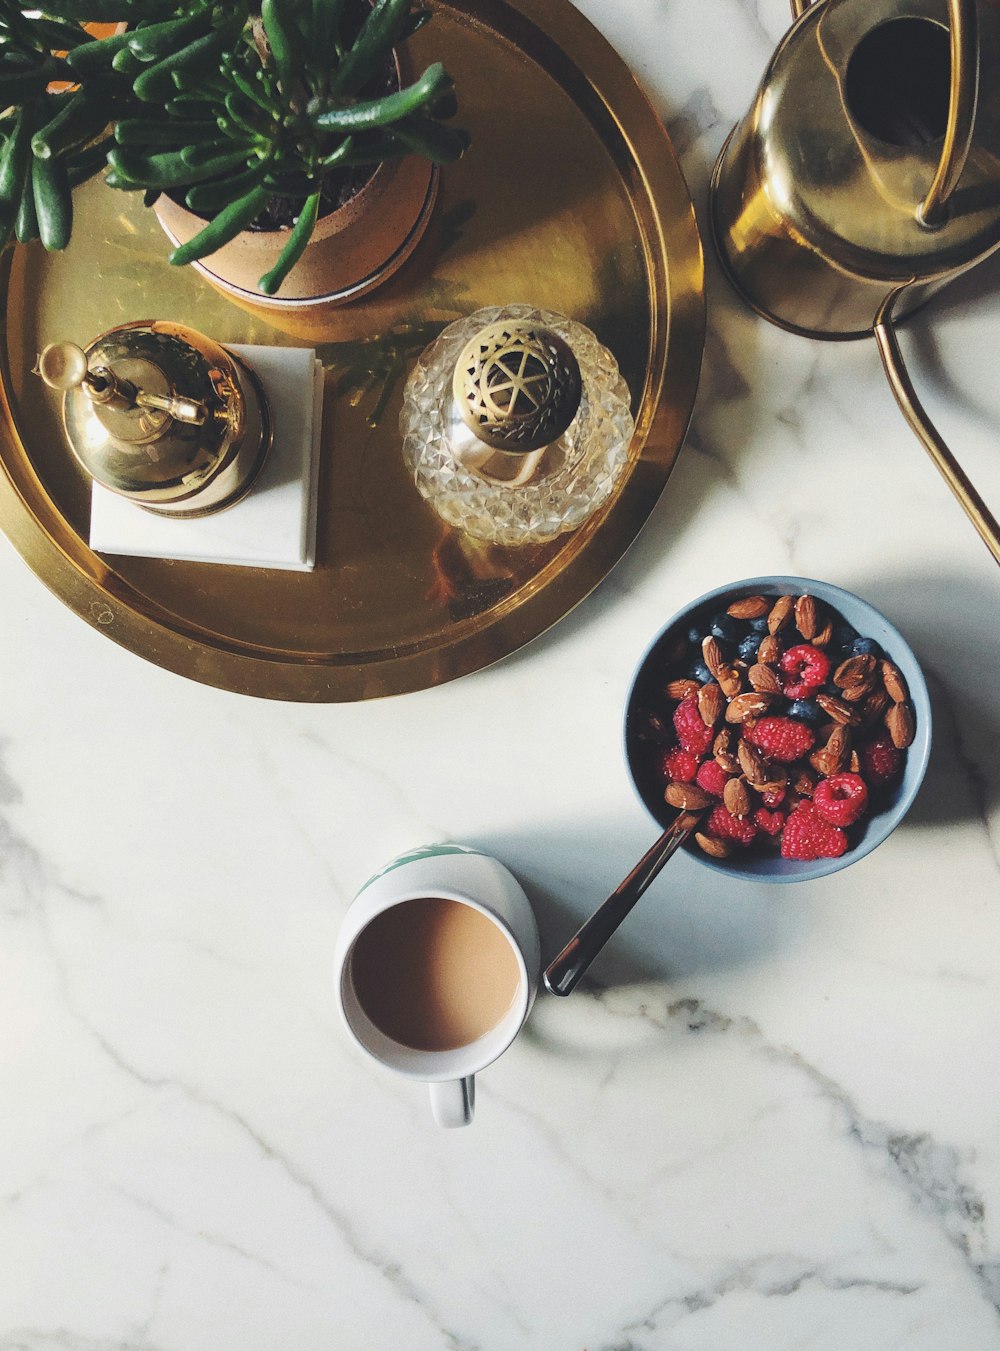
(400, 305, 634, 547)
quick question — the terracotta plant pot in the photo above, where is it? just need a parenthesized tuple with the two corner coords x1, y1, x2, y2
(154, 152, 439, 313)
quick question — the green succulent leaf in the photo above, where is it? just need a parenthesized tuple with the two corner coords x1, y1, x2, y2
(133, 18, 244, 103)
(258, 185, 318, 294)
(66, 28, 134, 76)
(127, 10, 213, 61)
(32, 153, 71, 249)
(388, 114, 469, 164)
(183, 155, 271, 212)
(14, 164, 38, 242)
(115, 116, 219, 146)
(328, 0, 411, 97)
(108, 144, 252, 188)
(313, 62, 451, 132)
(168, 180, 269, 265)
(0, 109, 32, 209)
(35, 0, 166, 19)
(32, 89, 119, 160)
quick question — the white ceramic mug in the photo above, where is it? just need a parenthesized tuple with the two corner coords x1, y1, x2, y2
(334, 845, 540, 1128)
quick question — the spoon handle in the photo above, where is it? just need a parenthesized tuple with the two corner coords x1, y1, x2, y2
(543, 811, 701, 997)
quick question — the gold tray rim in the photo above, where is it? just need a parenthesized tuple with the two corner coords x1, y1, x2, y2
(0, 0, 706, 702)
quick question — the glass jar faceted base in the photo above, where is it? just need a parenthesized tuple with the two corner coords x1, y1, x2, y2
(400, 305, 634, 547)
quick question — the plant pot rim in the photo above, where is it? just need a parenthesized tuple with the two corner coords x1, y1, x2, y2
(154, 154, 439, 309)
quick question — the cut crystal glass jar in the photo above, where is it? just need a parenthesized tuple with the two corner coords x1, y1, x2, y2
(399, 304, 634, 547)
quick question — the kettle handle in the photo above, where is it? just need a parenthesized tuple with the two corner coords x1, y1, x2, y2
(874, 284, 1000, 568)
(790, 0, 979, 227)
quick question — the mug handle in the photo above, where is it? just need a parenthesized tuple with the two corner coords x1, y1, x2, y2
(429, 1076, 475, 1128)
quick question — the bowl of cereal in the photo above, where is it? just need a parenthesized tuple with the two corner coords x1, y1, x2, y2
(623, 576, 932, 881)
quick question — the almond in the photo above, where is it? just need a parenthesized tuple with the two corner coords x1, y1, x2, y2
(714, 728, 740, 774)
(725, 692, 778, 723)
(816, 692, 862, 726)
(717, 664, 743, 698)
(849, 749, 862, 775)
(767, 595, 795, 635)
(698, 682, 725, 727)
(885, 700, 915, 749)
(881, 659, 909, 703)
(810, 725, 850, 776)
(841, 678, 875, 703)
(791, 766, 817, 797)
(723, 777, 751, 818)
(702, 636, 725, 678)
(727, 595, 769, 620)
(794, 594, 820, 640)
(665, 782, 713, 811)
(665, 677, 700, 701)
(812, 620, 834, 648)
(737, 738, 770, 785)
(748, 663, 783, 695)
(834, 654, 877, 688)
(860, 687, 892, 727)
(695, 832, 733, 859)
(757, 635, 782, 666)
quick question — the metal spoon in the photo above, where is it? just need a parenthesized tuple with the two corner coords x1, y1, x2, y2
(542, 810, 702, 997)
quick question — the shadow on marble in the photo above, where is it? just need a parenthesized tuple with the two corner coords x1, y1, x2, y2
(468, 816, 809, 1002)
(837, 568, 1000, 833)
(899, 244, 1000, 432)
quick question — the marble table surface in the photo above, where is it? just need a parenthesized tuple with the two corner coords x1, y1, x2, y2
(3, 1, 1000, 1347)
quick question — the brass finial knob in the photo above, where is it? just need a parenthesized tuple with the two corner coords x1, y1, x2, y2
(453, 322, 582, 453)
(36, 342, 92, 392)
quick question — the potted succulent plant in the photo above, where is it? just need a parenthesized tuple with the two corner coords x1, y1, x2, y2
(0, 0, 467, 305)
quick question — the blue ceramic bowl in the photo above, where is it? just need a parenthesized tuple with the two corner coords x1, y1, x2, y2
(623, 576, 932, 882)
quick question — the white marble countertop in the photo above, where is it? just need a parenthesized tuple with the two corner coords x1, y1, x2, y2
(3, 1, 1000, 1347)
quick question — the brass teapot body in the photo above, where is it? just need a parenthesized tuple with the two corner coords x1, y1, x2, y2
(37, 321, 272, 519)
(710, 0, 1000, 564)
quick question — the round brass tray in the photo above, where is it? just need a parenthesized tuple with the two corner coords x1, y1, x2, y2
(0, 0, 704, 702)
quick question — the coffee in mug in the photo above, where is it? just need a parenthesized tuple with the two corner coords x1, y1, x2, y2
(333, 846, 540, 1127)
(350, 896, 522, 1052)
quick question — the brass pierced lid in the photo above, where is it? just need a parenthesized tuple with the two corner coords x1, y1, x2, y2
(453, 321, 582, 453)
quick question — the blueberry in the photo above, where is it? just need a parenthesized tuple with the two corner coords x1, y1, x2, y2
(689, 660, 713, 684)
(821, 679, 840, 697)
(749, 616, 770, 634)
(738, 633, 761, 662)
(852, 636, 882, 658)
(686, 624, 703, 648)
(710, 613, 744, 644)
(832, 623, 858, 649)
(787, 698, 823, 725)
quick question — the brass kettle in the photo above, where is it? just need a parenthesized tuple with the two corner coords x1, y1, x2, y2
(711, 0, 1000, 565)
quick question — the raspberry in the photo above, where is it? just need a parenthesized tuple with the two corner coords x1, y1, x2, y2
(813, 772, 869, 826)
(695, 760, 730, 797)
(673, 695, 713, 756)
(859, 734, 902, 787)
(706, 804, 757, 846)
(780, 644, 831, 699)
(659, 747, 699, 783)
(780, 802, 848, 860)
(754, 807, 786, 836)
(745, 716, 816, 764)
(760, 783, 786, 808)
